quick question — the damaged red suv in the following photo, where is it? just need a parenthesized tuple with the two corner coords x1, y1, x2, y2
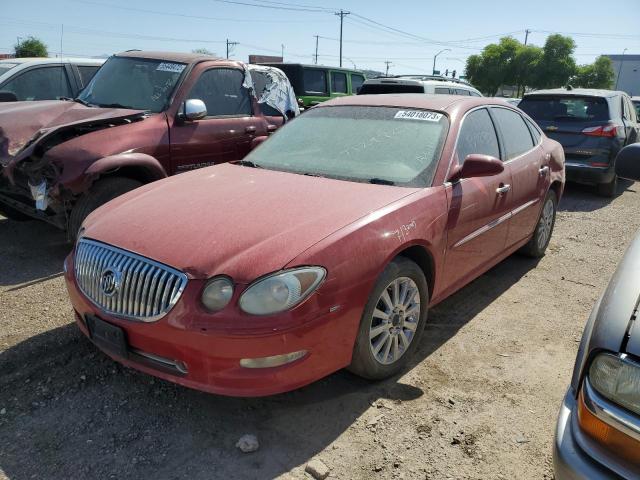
(64, 95, 564, 396)
(0, 51, 297, 236)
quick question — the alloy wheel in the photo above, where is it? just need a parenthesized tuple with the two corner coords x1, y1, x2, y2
(537, 197, 555, 250)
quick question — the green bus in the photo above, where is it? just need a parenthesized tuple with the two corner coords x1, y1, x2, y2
(261, 63, 366, 108)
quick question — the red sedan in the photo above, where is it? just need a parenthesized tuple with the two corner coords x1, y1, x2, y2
(64, 95, 565, 396)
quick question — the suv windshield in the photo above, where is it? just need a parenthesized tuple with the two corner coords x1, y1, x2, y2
(77, 56, 186, 112)
(519, 95, 610, 122)
(0, 63, 19, 76)
(243, 105, 448, 187)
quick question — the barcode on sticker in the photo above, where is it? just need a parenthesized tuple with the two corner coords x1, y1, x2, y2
(394, 110, 443, 122)
(156, 62, 186, 73)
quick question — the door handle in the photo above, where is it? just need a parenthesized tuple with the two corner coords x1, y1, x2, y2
(539, 165, 550, 176)
(267, 124, 278, 134)
(245, 125, 257, 134)
(496, 184, 511, 195)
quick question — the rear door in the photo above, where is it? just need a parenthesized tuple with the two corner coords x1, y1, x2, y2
(330, 71, 348, 97)
(443, 107, 514, 292)
(169, 66, 265, 174)
(491, 106, 549, 247)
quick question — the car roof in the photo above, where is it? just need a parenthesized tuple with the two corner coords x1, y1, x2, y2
(0, 57, 104, 65)
(524, 88, 626, 98)
(318, 93, 504, 112)
(115, 50, 223, 65)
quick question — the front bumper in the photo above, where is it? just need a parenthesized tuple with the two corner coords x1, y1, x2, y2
(64, 255, 360, 397)
(0, 174, 65, 228)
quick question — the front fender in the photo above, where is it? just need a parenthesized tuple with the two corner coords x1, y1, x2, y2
(84, 153, 167, 181)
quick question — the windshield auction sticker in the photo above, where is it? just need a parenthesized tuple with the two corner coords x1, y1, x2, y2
(394, 110, 443, 122)
(156, 62, 186, 73)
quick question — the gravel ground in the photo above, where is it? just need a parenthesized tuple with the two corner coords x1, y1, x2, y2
(1, 180, 638, 480)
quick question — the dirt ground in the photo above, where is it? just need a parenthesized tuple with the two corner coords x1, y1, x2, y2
(1, 180, 638, 480)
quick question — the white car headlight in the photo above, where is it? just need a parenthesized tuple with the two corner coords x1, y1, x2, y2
(239, 267, 326, 315)
(201, 277, 234, 312)
(589, 352, 640, 416)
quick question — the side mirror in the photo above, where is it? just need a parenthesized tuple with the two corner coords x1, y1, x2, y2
(449, 154, 504, 182)
(615, 143, 640, 181)
(0, 91, 18, 102)
(180, 99, 207, 121)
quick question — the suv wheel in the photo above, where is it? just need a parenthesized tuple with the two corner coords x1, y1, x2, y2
(348, 257, 428, 380)
(69, 177, 142, 240)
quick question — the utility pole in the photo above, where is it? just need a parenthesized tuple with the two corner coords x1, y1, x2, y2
(281, 44, 285, 61)
(384, 61, 392, 76)
(335, 9, 350, 68)
(314, 35, 319, 65)
(518, 29, 531, 97)
(226, 39, 238, 59)
(524, 28, 530, 45)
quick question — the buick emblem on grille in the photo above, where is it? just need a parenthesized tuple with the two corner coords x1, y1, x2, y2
(100, 268, 122, 297)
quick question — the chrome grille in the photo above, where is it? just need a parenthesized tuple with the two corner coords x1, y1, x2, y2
(74, 239, 188, 322)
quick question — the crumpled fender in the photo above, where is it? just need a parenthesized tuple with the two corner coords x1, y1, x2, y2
(81, 152, 167, 189)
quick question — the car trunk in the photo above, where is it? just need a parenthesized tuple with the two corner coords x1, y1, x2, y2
(519, 95, 616, 164)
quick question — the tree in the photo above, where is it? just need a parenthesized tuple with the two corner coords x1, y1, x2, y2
(465, 37, 521, 96)
(531, 34, 576, 89)
(572, 56, 615, 89)
(192, 48, 215, 56)
(14, 36, 48, 58)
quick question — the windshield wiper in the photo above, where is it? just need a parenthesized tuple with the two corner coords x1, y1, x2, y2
(233, 160, 263, 168)
(96, 102, 134, 109)
(369, 178, 395, 185)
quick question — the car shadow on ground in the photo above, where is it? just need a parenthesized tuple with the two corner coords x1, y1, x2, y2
(0, 243, 539, 479)
(0, 217, 69, 288)
(558, 179, 635, 213)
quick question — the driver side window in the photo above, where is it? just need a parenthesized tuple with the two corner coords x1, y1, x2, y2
(455, 108, 500, 164)
(188, 68, 252, 117)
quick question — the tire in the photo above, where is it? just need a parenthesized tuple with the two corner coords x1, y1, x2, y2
(520, 190, 557, 258)
(0, 200, 32, 221)
(68, 177, 142, 239)
(348, 257, 429, 380)
(597, 175, 617, 198)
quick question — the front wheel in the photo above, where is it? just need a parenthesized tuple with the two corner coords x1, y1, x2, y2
(520, 190, 557, 258)
(348, 257, 428, 380)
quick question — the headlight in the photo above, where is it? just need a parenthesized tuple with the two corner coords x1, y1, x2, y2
(589, 353, 640, 416)
(239, 267, 326, 315)
(201, 277, 234, 312)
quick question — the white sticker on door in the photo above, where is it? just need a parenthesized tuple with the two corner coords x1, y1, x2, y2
(394, 110, 443, 122)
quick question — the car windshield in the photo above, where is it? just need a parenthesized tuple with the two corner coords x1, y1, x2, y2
(77, 56, 186, 112)
(0, 63, 19, 76)
(519, 95, 609, 122)
(243, 105, 448, 187)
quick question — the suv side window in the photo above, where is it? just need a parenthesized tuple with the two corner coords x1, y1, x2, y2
(2, 66, 72, 100)
(455, 88, 470, 96)
(77, 65, 100, 87)
(188, 68, 252, 117)
(434, 87, 450, 95)
(492, 107, 534, 160)
(331, 72, 348, 94)
(351, 74, 365, 93)
(455, 108, 500, 164)
(303, 68, 327, 95)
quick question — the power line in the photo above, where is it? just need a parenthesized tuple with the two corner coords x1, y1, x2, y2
(209, 0, 329, 13)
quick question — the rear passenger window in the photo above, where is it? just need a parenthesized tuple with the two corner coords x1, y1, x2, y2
(492, 108, 534, 159)
(303, 69, 327, 95)
(455, 89, 470, 96)
(77, 65, 100, 87)
(351, 74, 365, 93)
(188, 68, 252, 117)
(469, 91, 481, 97)
(434, 87, 450, 95)
(525, 118, 541, 144)
(331, 72, 347, 94)
(455, 108, 500, 164)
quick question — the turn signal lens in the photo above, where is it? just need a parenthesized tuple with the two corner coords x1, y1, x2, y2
(577, 388, 640, 465)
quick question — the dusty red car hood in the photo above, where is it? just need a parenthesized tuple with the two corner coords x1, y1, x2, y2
(0, 100, 145, 164)
(82, 164, 419, 281)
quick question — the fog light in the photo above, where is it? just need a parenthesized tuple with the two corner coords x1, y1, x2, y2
(240, 350, 307, 369)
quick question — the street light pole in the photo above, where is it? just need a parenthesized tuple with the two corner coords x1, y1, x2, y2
(615, 48, 628, 90)
(432, 49, 451, 75)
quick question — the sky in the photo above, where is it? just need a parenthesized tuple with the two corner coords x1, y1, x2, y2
(2, 0, 639, 75)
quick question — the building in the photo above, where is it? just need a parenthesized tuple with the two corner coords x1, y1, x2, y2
(606, 54, 640, 96)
